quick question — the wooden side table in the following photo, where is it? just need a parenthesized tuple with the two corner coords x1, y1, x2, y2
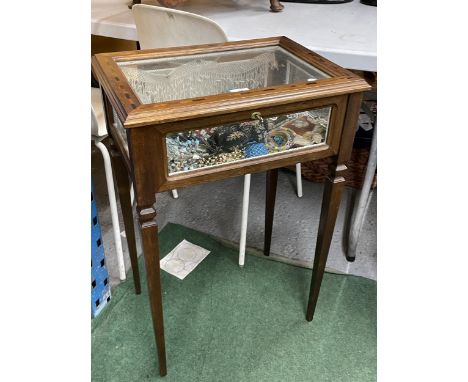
(92, 36, 370, 377)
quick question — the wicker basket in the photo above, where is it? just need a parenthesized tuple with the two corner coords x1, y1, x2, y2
(286, 146, 377, 190)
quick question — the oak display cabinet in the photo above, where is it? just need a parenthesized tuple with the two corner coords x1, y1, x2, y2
(92, 36, 370, 377)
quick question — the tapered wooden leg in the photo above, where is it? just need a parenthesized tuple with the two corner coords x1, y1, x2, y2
(100, 91, 141, 293)
(306, 164, 346, 321)
(264, 168, 278, 256)
(110, 145, 141, 294)
(99, 84, 167, 375)
(138, 205, 167, 377)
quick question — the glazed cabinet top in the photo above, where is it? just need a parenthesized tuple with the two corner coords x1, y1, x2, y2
(92, 36, 369, 128)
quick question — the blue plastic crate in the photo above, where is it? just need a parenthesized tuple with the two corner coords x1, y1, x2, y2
(91, 180, 111, 318)
(92, 286, 111, 318)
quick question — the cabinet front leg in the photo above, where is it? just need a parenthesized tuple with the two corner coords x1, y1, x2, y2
(264, 168, 278, 256)
(138, 206, 167, 377)
(306, 164, 346, 321)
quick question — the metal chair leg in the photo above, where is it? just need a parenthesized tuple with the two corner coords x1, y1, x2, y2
(296, 163, 303, 198)
(238, 174, 251, 267)
(94, 140, 126, 280)
(347, 122, 377, 262)
(130, 183, 135, 207)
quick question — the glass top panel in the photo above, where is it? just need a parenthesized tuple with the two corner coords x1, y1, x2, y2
(117, 46, 330, 104)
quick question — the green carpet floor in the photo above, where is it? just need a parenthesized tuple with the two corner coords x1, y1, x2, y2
(92, 223, 376, 382)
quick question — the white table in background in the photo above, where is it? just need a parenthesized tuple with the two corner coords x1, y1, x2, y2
(92, 0, 376, 71)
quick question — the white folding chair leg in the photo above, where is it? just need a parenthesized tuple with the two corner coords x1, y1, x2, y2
(171, 189, 179, 199)
(347, 122, 377, 261)
(94, 140, 127, 281)
(238, 174, 251, 267)
(296, 163, 303, 198)
(130, 183, 135, 207)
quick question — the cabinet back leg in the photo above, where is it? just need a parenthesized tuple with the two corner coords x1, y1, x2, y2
(264, 168, 278, 256)
(109, 144, 142, 294)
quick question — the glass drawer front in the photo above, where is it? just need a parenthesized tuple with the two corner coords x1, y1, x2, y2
(166, 107, 331, 175)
